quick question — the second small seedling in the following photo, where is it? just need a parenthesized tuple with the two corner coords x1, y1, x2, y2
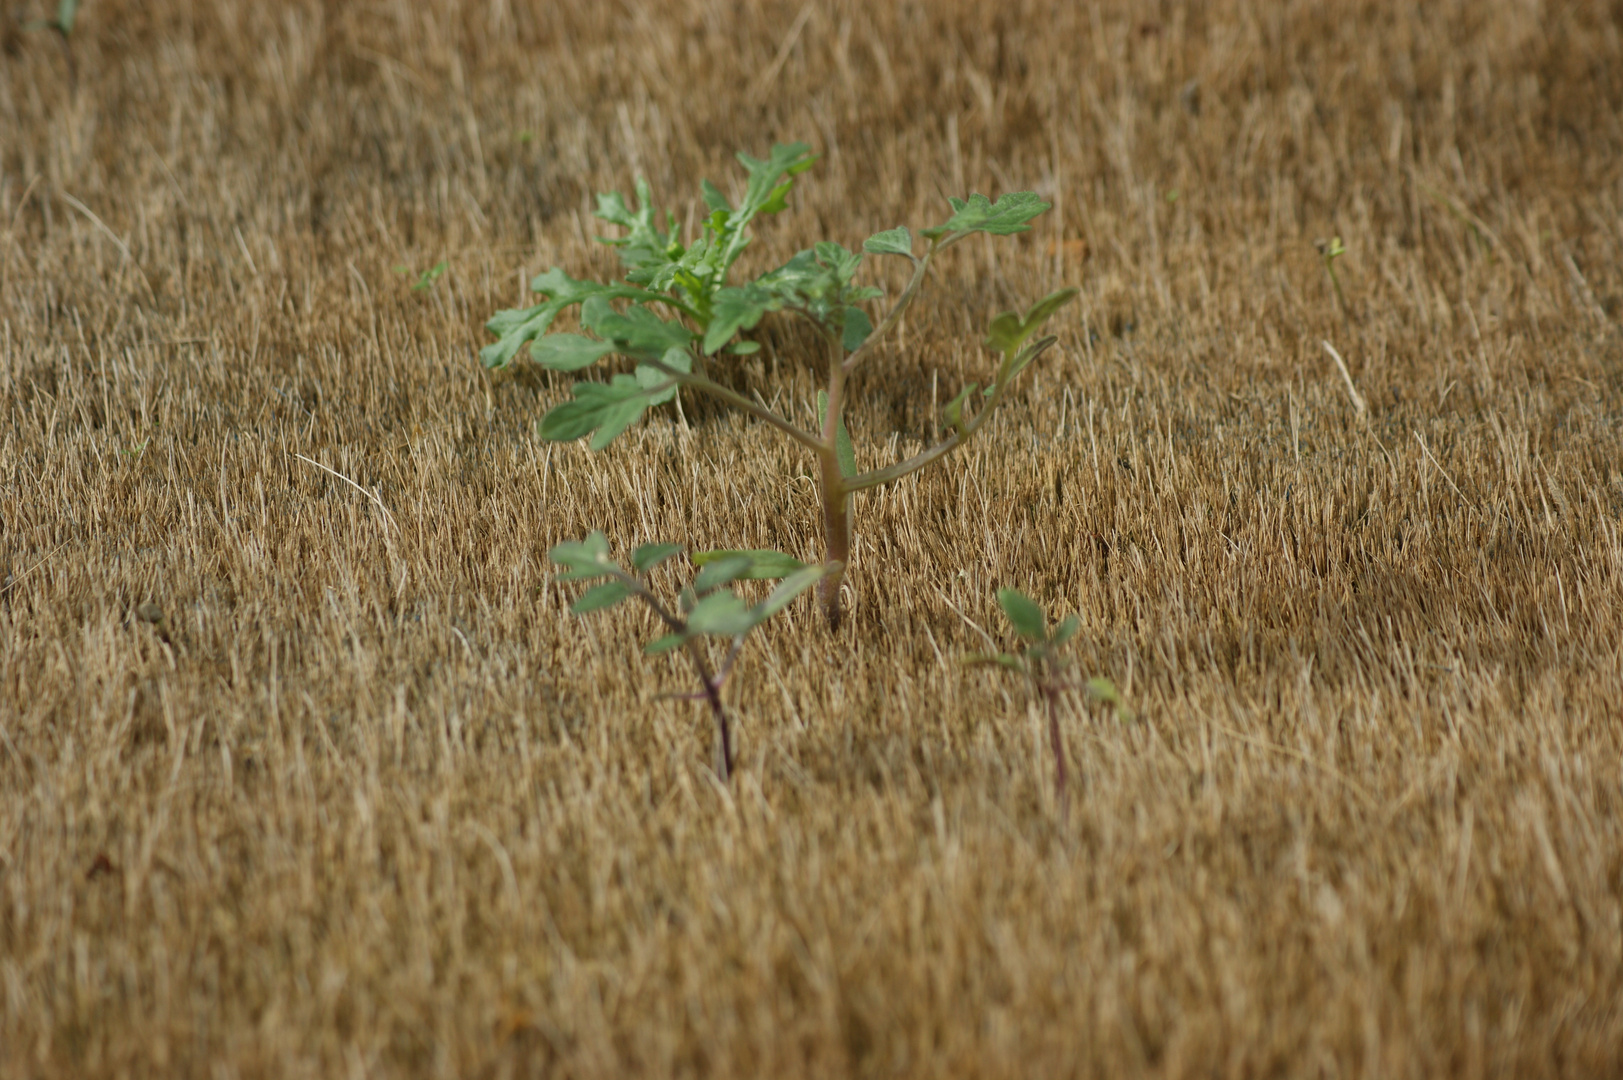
(970, 588, 1130, 820)
(549, 532, 832, 782)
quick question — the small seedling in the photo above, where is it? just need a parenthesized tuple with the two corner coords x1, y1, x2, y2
(487, 144, 1076, 628)
(1314, 235, 1349, 328)
(395, 261, 448, 292)
(548, 531, 832, 782)
(969, 588, 1130, 820)
(22, 0, 81, 88)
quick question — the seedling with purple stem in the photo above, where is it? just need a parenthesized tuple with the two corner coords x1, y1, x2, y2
(549, 532, 832, 782)
(969, 588, 1131, 821)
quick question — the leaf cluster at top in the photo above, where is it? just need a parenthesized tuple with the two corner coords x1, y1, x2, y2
(482, 143, 1054, 385)
(549, 532, 829, 657)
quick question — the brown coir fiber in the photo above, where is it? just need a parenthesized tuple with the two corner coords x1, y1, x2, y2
(3, 1, 1622, 1076)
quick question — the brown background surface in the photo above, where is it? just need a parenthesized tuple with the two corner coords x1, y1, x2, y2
(3, 1, 1622, 1075)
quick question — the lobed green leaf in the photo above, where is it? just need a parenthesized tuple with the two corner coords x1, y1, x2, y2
(692, 549, 809, 580)
(842, 307, 874, 353)
(480, 268, 665, 370)
(983, 288, 1079, 359)
(531, 334, 615, 372)
(863, 227, 914, 258)
(582, 300, 695, 362)
(635, 346, 690, 406)
(536, 375, 656, 449)
(921, 191, 1050, 240)
(705, 285, 780, 355)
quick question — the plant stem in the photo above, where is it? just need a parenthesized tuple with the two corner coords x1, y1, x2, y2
(818, 333, 852, 630)
(841, 240, 938, 375)
(684, 639, 733, 781)
(1045, 681, 1068, 824)
(625, 575, 735, 781)
(845, 433, 962, 492)
(641, 358, 822, 453)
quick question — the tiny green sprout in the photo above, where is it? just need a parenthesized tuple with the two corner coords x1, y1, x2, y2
(1315, 235, 1350, 327)
(23, 0, 81, 87)
(491, 144, 1077, 629)
(118, 438, 150, 459)
(968, 588, 1131, 821)
(517, 130, 535, 143)
(23, 0, 79, 37)
(548, 531, 832, 782)
(396, 260, 448, 292)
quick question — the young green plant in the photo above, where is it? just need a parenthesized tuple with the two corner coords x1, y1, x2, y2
(549, 531, 831, 782)
(486, 144, 1078, 628)
(1315, 235, 1349, 331)
(23, 0, 81, 88)
(969, 588, 1130, 820)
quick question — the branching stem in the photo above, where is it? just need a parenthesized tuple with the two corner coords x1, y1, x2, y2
(641, 359, 823, 453)
(621, 573, 735, 781)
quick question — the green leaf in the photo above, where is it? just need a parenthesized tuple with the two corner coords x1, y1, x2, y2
(816, 390, 857, 479)
(480, 269, 664, 369)
(631, 542, 684, 573)
(756, 563, 830, 619)
(921, 191, 1051, 240)
(987, 336, 1059, 400)
(1051, 614, 1081, 647)
(549, 531, 617, 581)
(531, 334, 616, 372)
(594, 178, 676, 275)
(996, 588, 1047, 641)
(692, 549, 808, 580)
(729, 340, 761, 355)
(813, 242, 864, 283)
(635, 346, 690, 406)
(685, 592, 760, 637)
(700, 179, 731, 214)
(943, 382, 978, 435)
(58, 0, 80, 33)
(982, 288, 1078, 358)
(758, 180, 795, 216)
(582, 301, 695, 361)
(644, 632, 689, 655)
(735, 143, 817, 214)
(410, 261, 448, 291)
(842, 307, 873, 353)
(705, 285, 779, 355)
(571, 581, 633, 614)
(863, 227, 914, 258)
(1085, 677, 1134, 721)
(536, 374, 655, 448)
(692, 554, 756, 594)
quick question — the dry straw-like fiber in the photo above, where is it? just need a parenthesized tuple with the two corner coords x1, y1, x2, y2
(2, 1, 1621, 1075)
